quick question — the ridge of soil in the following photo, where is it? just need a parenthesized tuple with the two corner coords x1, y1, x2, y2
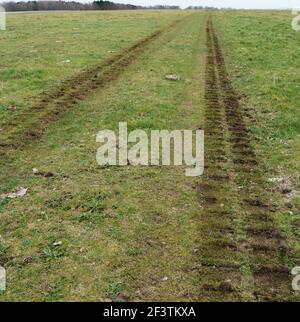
(0, 16, 191, 154)
(197, 18, 294, 302)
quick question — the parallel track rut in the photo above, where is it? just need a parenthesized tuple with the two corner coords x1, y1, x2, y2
(197, 18, 294, 301)
(0, 16, 190, 154)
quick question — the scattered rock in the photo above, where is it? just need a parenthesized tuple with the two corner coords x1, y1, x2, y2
(268, 176, 297, 199)
(1, 187, 28, 199)
(32, 168, 39, 174)
(165, 74, 181, 81)
(7, 105, 17, 112)
(268, 177, 284, 183)
(53, 241, 62, 247)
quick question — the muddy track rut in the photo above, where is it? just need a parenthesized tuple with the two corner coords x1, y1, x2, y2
(0, 16, 191, 154)
(197, 18, 295, 301)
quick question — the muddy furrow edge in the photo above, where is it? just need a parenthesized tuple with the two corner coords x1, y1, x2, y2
(0, 15, 192, 154)
(197, 17, 295, 302)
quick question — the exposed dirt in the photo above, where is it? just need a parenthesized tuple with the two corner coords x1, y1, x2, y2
(197, 18, 295, 301)
(0, 14, 296, 302)
(0, 16, 190, 154)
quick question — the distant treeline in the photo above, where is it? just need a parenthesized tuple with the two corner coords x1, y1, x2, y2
(1, 1, 181, 11)
(145, 5, 180, 10)
(1, 1, 140, 11)
(186, 6, 218, 10)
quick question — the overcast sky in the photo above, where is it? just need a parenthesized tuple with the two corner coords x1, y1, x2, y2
(106, 0, 300, 9)
(5, 0, 300, 9)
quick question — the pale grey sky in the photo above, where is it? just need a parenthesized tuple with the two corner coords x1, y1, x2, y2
(109, 0, 300, 9)
(6, 0, 300, 9)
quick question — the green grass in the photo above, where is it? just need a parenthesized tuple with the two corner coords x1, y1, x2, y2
(0, 10, 186, 130)
(0, 9, 299, 301)
(215, 11, 300, 181)
(214, 10, 300, 270)
(0, 10, 206, 301)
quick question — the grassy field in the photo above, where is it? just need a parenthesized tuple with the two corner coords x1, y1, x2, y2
(0, 10, 185, 138)
(0, 10, 299, 302)
(215, 10, 300, 262)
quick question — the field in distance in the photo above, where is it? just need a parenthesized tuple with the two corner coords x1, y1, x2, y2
(0, 10, 299, 302)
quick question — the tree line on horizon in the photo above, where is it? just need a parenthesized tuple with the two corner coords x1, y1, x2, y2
(1, 1, 181, 11)
(186, 6, 218, 10)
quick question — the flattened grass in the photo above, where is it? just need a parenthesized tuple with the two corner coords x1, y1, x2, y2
(0, 11, 207, 301)
(0, 10, 188, 130)
(215, 11, 300, 281)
